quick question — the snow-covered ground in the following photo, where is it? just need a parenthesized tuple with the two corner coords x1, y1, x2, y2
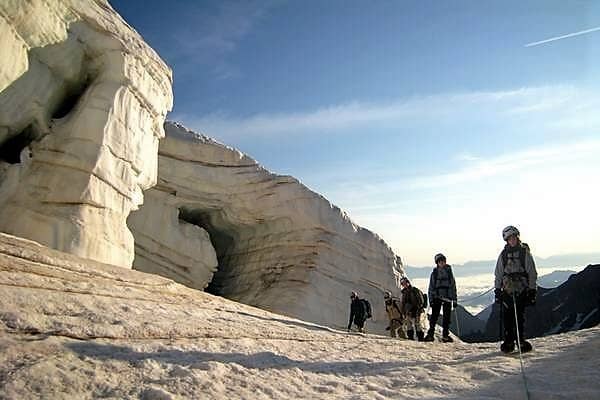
(1, 233, 599, 399)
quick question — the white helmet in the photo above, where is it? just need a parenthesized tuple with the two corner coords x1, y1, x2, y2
(383, 291, 392, 299)
(502, 225, 520, 241)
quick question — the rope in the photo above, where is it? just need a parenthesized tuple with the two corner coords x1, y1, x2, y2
(457, 287, 495, 304)
(512, 292, 531, 400)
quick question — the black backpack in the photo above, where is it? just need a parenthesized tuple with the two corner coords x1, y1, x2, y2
(361, 299, 372, 319)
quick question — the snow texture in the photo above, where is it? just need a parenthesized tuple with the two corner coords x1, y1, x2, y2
(1, 232, 599, 400)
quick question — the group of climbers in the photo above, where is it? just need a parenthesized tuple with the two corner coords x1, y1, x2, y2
(347, 225, 538, 353)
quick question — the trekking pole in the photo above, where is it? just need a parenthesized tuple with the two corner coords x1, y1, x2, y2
(453, 302, 461, 339)
(512, 292, 531, 400)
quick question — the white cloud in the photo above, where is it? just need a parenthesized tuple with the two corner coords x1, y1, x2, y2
(321, 138, 600, 265)
(409, 139, 600, 190)
(177, 85, 600, 140)
(454, 152, 481, 162)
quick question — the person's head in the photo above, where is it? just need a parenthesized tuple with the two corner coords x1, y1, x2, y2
(383, 290, 392, 302)
(350, 291, 359, 300)
(502, 225, 521, 247)
(400, 277, 411, 288)
(434, 253, 447, 267)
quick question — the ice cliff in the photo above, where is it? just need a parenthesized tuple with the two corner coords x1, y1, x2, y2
(0, 0, 173, 268)
(0, 1, 402, 333)
(128, 122, 403, 332)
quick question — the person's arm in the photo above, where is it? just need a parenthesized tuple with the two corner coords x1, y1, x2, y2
(494, 253, 504, 289)
(415, 288, 424, 310)
(525, 249, 537, 289)
(449, 268, 457, 301)
(348, 303, 355, 330)
(525, 248, 538, 289)
(428, 271, 435, 302)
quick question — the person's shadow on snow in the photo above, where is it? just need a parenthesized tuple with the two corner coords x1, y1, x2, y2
(66, 341, 418, 375)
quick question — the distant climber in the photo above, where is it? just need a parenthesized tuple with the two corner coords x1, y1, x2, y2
(383, 291, 405, 338)
(399, 277, 425, 341)
(495, 225, 538, 353)
(424, 253, 457, 343)
(347, 291, 371, 333)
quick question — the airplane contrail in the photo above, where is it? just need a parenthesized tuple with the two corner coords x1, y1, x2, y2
(525, 26, 600, 47)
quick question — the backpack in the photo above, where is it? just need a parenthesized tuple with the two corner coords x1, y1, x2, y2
(361, 299, 372, 319)
(501, 243, 531, 293)
(411, 286, 425, 310)
(501, 243, 529, 274)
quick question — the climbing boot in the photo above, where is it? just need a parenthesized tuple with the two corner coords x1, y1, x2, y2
(520, 340, 533, 353)
(501, 341, 515, 353)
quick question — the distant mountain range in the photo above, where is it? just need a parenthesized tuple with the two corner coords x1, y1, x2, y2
(454, 264, 600, 342)
(405, 252, 600, 279)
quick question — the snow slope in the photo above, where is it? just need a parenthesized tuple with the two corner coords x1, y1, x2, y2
(1, 232, 599, 399)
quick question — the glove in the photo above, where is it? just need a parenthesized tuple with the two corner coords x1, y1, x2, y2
(527, 288, 537, 305)
(494, 288, 502, 304)
(452, 300, 458, 309)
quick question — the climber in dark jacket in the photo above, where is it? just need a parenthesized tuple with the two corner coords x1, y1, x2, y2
(424, 253, 457, 342)
(400, 277, 425, 341)
(347, 291, 367, 333)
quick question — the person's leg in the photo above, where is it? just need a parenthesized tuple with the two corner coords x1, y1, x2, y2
(502, 294, 515, 343)
(516, 297, 526, 342)
(514, 295, 533, 351)
(390, 319, 400, 338)
(441, 301, 451, 337)
(501, 293, 516, 352)
(414, 312, 425, 341)
(427, 299, 441, 337)
(406, 317, 415, 340)
(357, 318, 366, 333)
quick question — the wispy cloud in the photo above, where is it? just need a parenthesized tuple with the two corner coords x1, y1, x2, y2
(455, 152, 481, 162)
(408, 139, 600, 189)
(525, 26, 600, 47)
(170, 1, 283, 79)
(177, 85, 598, 140)
(317, 137, 600, 215)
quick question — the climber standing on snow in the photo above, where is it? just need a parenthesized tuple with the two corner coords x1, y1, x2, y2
(495, 225, 538, 353)
(383, 291, 405, 338)
(424, 253, 457, 342)
(347, 291, 371, 333)
(399, 277, 426, 341)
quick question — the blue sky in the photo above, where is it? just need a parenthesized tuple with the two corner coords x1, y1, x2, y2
(112, 0, 600, 265)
